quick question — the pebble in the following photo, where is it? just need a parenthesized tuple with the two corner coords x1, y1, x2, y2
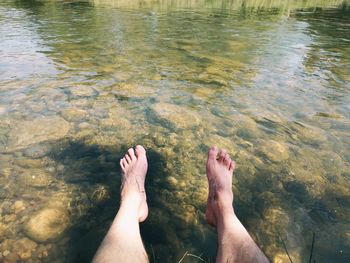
(258, 140, 289, 162)
(69, 85, 98, 98)
(23, 144, 52, 159)
(24, 208, 69, 242)
(11, 200, 26, 213)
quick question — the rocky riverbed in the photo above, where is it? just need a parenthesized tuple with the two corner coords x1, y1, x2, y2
(0, 1, 350, 262)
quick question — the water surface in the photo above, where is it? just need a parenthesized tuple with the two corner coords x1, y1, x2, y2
(0, 0, 349, 262)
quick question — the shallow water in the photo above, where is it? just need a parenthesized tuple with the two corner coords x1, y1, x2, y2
(0, 0, 350, 262)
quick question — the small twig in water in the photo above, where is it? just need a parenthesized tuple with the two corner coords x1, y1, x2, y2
(276, 228, 293, 263)
(150, 244, 155, 263)
(178, 251, 206, 263)
(187, 253, 206, 262)
(308, 232, 316, 263)
(178, 251, 188, 263)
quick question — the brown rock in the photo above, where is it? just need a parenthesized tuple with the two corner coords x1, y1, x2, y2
(151, 103, 200, 129)
(258, 140, 289, 162)
(4, 116, 70, 151)
(24, 208, 69, 242)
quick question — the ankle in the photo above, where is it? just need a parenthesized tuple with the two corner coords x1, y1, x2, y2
(121, 193, 142, 207)
(214, 201, 236, 231)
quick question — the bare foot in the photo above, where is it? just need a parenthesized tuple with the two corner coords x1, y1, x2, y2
(120, 145, 148, 222)
(205, 146, 235, 226)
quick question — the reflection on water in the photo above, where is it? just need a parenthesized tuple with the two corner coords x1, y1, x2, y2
(0, 0, 350, 262)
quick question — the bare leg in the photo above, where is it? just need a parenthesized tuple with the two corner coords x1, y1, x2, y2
(205, 146, 269, 263)
(92, 145, 149, 263)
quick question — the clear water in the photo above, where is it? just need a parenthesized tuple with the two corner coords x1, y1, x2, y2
(0, 0, 349, 262)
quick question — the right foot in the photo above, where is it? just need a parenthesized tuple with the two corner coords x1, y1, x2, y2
(205, 146, 235, 226)
(120, 145, 148, 222)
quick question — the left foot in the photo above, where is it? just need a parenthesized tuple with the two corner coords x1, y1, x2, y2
(120, 145, 148, 222)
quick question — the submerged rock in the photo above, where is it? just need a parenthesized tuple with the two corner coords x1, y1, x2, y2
(112, 83, 155, 99)
(11, 200, 26, 214)
(23, 143, 52, 159)
(233, 114, 261, 140)
(258, 140, 289, 162)
(3, 117, 70, 152)
(15, 158, 43, 168)
(13, 238, 37, 260)
(18, 169, 53, 188)
(69, 85, 98, 98)
(150, 103, 200, 129)
(61, 108, 88, 122)
(99, 106, 132, 130)
(24, 208, 69, 242)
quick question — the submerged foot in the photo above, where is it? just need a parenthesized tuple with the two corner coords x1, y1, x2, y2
(120, 145, 148, 222)
(205, 146, 235, 226)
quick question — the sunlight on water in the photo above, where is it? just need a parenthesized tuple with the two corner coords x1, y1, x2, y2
(0, 0, 349, 262)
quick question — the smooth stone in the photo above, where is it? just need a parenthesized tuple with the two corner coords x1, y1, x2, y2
(24, 208, 69, 242)
(69, 85, 98, 98)
(23, 144, 51, 159)
(18, 169, 53, 188)
(258, 140, 289, 162)
(78, 122, 91, 129)
(4, 116, 70, 151)
(61, 108, 88, 122)
(151, 103, 200, 129)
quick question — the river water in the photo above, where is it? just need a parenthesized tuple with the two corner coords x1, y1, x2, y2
(0, 0, 349, 262)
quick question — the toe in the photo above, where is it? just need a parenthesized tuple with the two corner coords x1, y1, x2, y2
(120, 159, 125, 170)
(135, 145, 146, 157)
(224, 156, 231, 168)
(208, 146, 218, 160)
(125, 154, 131, 164)
(128, 148, 136, 161)
(219, 149, 227, 162)
(229, 160, 236, 171)
(121, 158, 128, 168)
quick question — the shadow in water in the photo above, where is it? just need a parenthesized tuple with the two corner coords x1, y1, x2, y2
(233, 159, 350, 263)
(47, 140, 217, 263)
